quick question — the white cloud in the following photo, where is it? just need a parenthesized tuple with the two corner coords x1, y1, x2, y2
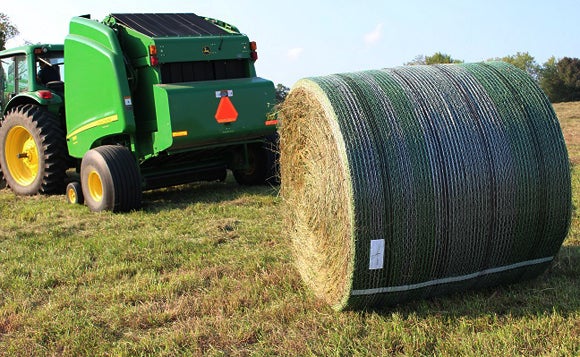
(287, 47, 304, 60)
(364, 23, 383, 45)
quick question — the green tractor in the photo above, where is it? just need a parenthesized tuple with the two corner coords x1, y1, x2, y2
(0, 13, 278, 211)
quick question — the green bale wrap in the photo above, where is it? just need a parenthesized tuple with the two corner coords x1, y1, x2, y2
(279, 62, 571, 310)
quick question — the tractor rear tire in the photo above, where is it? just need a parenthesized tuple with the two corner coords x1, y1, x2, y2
(233, 143, 269, 186)
(80, 145, 142, 212)
(0, 141, 3, 189)
(0, 105, 67, 195)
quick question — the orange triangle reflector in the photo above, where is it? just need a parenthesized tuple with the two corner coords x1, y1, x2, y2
(215, 96, 238, 124)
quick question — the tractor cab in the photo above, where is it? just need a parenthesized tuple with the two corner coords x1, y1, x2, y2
(35, 49, 64, 94)
(0, 44, 64, 115)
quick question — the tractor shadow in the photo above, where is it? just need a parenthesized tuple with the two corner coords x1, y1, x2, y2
(140, 171, 279, 213)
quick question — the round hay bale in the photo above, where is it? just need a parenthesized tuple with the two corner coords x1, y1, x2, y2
(279, 62, 571, 310)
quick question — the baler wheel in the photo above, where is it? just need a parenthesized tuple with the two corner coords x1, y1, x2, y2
(80, 145, 141, 212)
(233, 143, 268, 185)
(0, 105, 67, 195)
(66, 181, 84, 205)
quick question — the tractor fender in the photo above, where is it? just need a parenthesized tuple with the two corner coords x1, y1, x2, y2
(2, 92, 63, 117)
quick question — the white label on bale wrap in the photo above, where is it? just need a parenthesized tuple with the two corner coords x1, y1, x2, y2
(369, 239, 385, 270)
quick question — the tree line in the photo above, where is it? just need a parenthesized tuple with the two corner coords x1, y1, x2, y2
(276, 52, 579, 104)
(1, 13, 577, 103)
(407, 52, 580, 103)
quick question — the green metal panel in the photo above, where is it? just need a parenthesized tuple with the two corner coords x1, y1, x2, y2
(109, 30, 254, 69)
(153, 37, 253, 64)
(64, 17, 136, 158)
(152, 77, 276, 153)
(131, 66, 161, 158)
(105, 24, 150, 68)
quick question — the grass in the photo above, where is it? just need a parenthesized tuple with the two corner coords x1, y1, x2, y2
(554, 101, 580, 165)
(0, 103, 578, 356)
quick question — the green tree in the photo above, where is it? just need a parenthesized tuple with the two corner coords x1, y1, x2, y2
(558, 57, 580, 89)
(425, 52, 463, 65)
(0, 13, 19, 50)
(540, 57, 580, 102)
(490, 52, 541, 81)
(406, 52, 462, 65)
(540, 57, 565, 102)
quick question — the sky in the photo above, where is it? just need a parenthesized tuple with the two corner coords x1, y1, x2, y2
(3, 0, 579, 87)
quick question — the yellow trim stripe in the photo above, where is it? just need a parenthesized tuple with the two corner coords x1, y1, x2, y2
(172, 131, 188, 138)
(66, 115, 119, 139)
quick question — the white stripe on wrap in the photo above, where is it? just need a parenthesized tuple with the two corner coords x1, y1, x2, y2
(351, 256, 553, 296)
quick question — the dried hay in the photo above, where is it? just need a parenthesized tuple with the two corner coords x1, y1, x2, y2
(279, 83, 354, 309)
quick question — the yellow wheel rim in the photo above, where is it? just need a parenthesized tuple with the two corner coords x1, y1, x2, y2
(67, 186, 77, 203)
(87, 171, 103, 202)
(5, 126, 39, 186)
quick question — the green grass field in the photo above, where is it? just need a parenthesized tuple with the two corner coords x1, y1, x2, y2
(0, 103, 579, 356)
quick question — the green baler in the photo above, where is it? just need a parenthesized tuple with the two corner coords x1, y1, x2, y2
(0, 13, 278, 211)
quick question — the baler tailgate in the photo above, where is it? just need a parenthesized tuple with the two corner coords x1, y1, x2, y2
(152, 77, 275, 152)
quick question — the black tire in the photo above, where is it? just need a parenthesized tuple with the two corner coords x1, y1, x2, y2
(218, 169, 228, 182)
(0, 133, 3, 189)
(233, 143, 269, 186)
(0, 166, 5, 189)
(66, 181, 84, 205)
(0, 104, 67, 195)
(80, 145, 142, 212)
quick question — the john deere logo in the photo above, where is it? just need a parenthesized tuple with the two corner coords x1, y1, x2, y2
(202, 46, 211, 55)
